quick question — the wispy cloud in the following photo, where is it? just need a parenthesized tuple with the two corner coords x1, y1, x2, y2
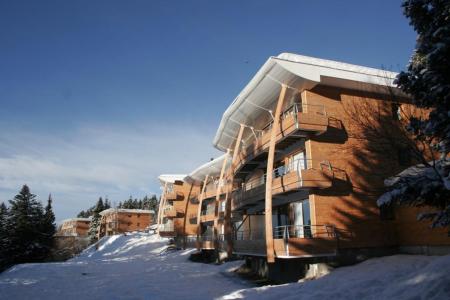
(0, 122, 220, 221)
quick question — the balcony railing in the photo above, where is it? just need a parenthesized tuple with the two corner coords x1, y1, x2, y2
(200, 205, 215, 223)
(233, 224, 338, 258)
(201, 205, 215, 216)
(235, 103, 328, 176)
(233, 158, 333, 210)
(158, 223, 174, 232)
(273, 224, 336, 239)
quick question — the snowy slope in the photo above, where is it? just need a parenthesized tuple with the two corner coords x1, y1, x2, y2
(220, 255, 450, 300)
(0, 233, 251, 300)
(0, 232, 449, 299)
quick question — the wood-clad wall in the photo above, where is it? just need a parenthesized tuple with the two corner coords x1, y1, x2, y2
(304, 85, 449, 249)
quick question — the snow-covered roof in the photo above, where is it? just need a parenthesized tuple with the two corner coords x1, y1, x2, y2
(100, 208, 156, 216)
(213, 52, 402, 152)
(60, 217, 91, 223)
(158, 174, 186, 185)
(184, 154, 231, 184)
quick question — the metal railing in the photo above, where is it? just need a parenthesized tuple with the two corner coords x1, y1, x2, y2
(234, 229, 265, 240)
(158, 223, 174, 232)
(233, 158, 332, 208)
(199, 232, 215, 241)
(233, 224, 336, 241)
(163, 205, 174, 212)
(241, 158, 332, 191)
(273, 224, 336, 239)
(240, 103, 326, 148)
(201, 205, 215, 216)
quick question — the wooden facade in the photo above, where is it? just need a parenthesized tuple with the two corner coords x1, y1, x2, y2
(98, 209, 155, 238)
(158, 53, 449, 264)
(57, 218, 91, 237)
(158, 176, 201, 247)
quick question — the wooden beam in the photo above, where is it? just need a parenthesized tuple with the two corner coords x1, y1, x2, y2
(156, 182, 168, 234)
(213, 149, 230, 255)
(265, 84, 288, 263)
(196, 174, 209, 251)
(182, 184, 194, 249)
(225, 124, 245, 258)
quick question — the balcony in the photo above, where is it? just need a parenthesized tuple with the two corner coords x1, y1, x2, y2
(233, 159, 333, 211)
(199, 233, 215, 250)
(166, 191, 184, 201)
(158, 223, 175, 237)
(189, 214, 198, 224)
(233, 225, 337, 258)
(163, 205, 179, 218)
(200, 206, 215, 223)
(190, 196, 200, 205)
(234, 103, 328, 179)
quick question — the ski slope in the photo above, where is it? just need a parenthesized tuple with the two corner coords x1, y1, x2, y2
(0, 232, 449, 299)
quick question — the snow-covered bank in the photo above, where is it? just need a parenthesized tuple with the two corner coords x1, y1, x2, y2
(220, 254, 450, 300)
(0, 232, 449, 299)
(0, 233, 251, 300)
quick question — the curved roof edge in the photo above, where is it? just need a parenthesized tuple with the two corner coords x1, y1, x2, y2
(184, 153, 231, 184)
(158, 174, 187, 185)
(213, 52, 402, 152)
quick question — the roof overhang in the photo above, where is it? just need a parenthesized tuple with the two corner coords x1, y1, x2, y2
(158, 174, 186, 186)
(213, 53, 403, 152)
(184, 153, 231, 185)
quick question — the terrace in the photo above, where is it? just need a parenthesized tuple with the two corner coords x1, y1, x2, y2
(234, 103, 328, 180)
(233, 158, 333, 211)
(233, 224, 338, 258)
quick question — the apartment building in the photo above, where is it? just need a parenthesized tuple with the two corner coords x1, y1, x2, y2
(156, 52, 449, 281)
(157, 174, 200, 247)
(183, 154, 231, 253)
(98, 208, 155, 238)
(210, 53, 449, 280)
(57, 218, 91, 237)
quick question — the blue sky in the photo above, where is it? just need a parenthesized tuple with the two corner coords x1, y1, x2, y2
(0, 0, 416, 221)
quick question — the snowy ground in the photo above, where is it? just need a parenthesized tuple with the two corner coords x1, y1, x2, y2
(0, 232, 449, 300)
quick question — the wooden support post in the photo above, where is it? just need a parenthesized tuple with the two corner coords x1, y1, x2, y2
(214, 150, 230, 256)
(196, 175, 209, 251)
(225, 124, 245, 258)
(265, 84, 288, 263)
(182, 184, 194, 249)
(156, 182, 168, 234)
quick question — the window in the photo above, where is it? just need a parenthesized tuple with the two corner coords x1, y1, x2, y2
(128, 214, 132, 218)
(137, 222, 140, 227)
(137, 214, 140, 218)
(380, 203, 395, 220)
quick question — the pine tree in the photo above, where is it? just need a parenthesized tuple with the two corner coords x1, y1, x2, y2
(104, 197, 111, 210)
(88, 197, 105, 243)
(40, 194, 56, 256)
(8, 185, 47, 263)
(0, 202, 11, 271)
(379, 0, 450, 230)
(149, 195, 159, 214)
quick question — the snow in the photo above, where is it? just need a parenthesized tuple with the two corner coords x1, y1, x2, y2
(219, 255, 450, 300)
(99, 208, 155, 215)
(377, 160, 450, 207)
(0, 232, 251, 300)
(1, 232, 449, 299)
